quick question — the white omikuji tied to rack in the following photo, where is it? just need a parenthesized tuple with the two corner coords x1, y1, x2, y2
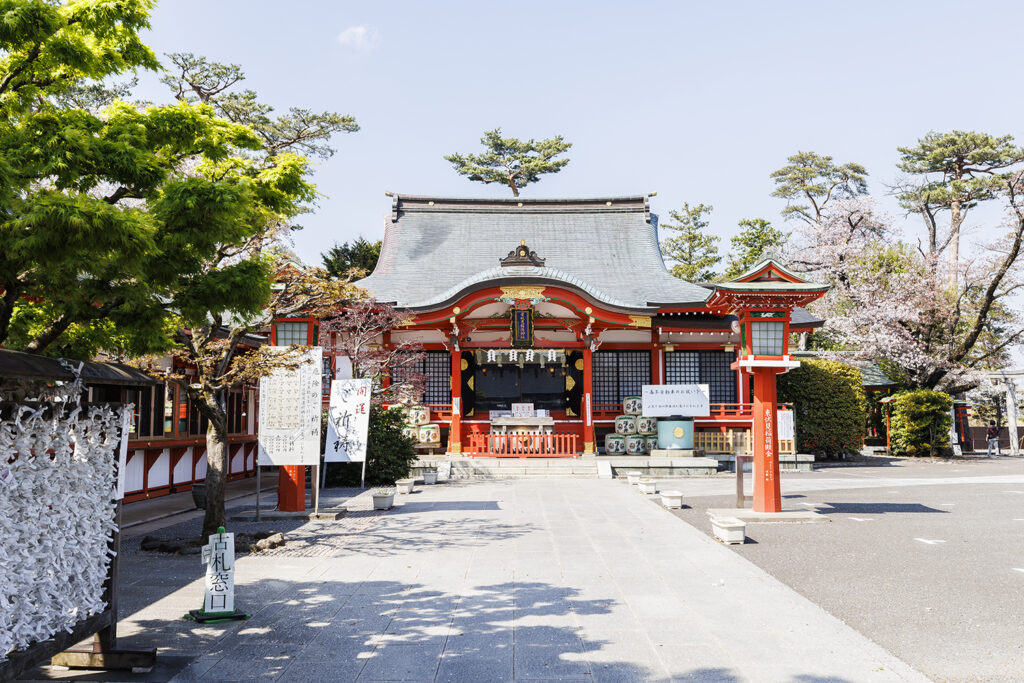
(0, 403, 128, 662)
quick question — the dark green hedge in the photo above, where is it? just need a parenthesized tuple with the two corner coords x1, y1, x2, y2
(778, 359, 866, 457)
(888, 390, 952, 457)
(324, 406, 418, 486)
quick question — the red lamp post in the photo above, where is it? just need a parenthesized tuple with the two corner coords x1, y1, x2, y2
(705, 260, 829, 513)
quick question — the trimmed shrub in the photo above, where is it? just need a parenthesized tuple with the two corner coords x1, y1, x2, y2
(888, 390, 953, 457)
(324, 406, 418, 487)
(778, 359, 866, 457)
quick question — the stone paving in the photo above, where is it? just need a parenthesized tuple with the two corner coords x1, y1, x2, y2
(29, 478, 930, 682)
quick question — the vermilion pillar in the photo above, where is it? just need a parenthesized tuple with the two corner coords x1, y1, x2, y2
(449, 350, 462, 454)
(277, 465, 305, 511)
(582, 346, 595, 454)
(650, 330, 663, 385)
(751, 368, 782, 513)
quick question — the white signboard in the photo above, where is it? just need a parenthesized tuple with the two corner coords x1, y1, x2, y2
(257, 347, 322, 466)
(511, 402, 535, 418)
(201, 530, 236, 613)
(642, 384, 710, 417)
(324, 378, 371, 463)
(777, 410, 794, 441)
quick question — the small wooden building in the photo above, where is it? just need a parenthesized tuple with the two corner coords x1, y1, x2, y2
(319, 193, 824, 456)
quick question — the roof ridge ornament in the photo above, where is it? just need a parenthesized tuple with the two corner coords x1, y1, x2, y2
(500, 240, 545, 267)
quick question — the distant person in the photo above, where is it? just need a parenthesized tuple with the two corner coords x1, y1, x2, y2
(986, 420, 1000, 457)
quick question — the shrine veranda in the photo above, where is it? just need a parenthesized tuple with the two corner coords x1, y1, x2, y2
(295, 194, 828, 462)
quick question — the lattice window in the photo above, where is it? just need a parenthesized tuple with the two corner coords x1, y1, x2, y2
(275, 321, 308, 346)
(393, 351, 452, 405)
(751, 321, 785, 355)
(665, 351, 737, 403)
(593, 351, 651, 405)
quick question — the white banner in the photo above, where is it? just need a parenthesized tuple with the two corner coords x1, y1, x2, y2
(642, 384, 710, 417)
(324, 378, 371, 463)
(777, 410, 794, 441)
(257, 347, 323, 466)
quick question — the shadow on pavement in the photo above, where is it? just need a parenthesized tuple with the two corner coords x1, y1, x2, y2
(815, 502, 950, 515)
(21, 577, 668, 682)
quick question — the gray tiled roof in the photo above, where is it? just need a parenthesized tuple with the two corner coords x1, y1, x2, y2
(355, 194, 712, 312)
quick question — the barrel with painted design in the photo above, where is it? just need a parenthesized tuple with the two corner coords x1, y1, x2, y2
(604, 434, 626, 454)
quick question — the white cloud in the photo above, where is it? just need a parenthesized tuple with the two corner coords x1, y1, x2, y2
(337, 25, 381, 51)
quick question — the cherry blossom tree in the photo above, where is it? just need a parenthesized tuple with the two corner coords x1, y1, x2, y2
(787, 180, 1024, 393)
(318, 299, 426, 406)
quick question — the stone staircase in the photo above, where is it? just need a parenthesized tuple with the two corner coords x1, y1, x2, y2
(414, 457, 598, 479)
(412, 455, 725, 479)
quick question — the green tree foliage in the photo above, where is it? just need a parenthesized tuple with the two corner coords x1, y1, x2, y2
(724, 218, 788, 279)
(770, 151, 868, 224)
(896, 130, 1024, 276)
(322, 237, 382, 278)
(660, 203, 720, 282)
(161, 53, 358, 161)
(0, 1, 263, 358)
(444, 128, 571, 197)
(324, 407, 418, 487)
(153, 55, 360, 538)
(777, 359, 866, 457)
(888, 390, 953, 457)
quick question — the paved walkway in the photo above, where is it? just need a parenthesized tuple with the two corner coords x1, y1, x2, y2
(33, 479, 929, 682)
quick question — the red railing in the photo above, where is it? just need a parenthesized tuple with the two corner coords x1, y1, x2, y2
(593, 402, 755, 418)
(465, 432, 579, 457)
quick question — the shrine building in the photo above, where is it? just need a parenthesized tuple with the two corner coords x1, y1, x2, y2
(326, 193, 827, 460)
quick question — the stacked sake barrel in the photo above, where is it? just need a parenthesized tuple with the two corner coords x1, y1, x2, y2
(605, 396, 658, 455)
(401, 405, 442, 446)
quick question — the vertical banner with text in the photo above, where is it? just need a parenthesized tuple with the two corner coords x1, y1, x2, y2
(324, 378, 372, 463)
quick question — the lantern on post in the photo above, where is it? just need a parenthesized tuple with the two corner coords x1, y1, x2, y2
(706, 260, 829, 513)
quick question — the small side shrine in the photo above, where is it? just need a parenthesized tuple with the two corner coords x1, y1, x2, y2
(314, 194, 827, 474)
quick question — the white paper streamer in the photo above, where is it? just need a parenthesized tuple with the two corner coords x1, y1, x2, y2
(0, 403, 125, 660)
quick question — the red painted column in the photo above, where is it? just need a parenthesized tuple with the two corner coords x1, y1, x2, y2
(449, 350, 462, 454)
(582, 346, 595, 454)
(650, 330, 662, 385)
(277, 465, 305, 512)
(751, 368, 782, 513)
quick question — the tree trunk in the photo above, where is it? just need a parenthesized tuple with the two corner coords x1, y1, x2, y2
(507, 176, 519, 197)
(948, 198, 962, 286)
(200, 391, 230, 540)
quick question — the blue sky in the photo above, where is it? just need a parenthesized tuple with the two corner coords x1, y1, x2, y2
(132, 1, 1024, 268)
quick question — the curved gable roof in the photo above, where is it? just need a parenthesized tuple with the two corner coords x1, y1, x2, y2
(355, 194, 711, 312)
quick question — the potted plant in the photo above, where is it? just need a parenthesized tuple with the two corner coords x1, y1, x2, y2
(637, 477, 657, 494)
(371, 487, 396, 510)
(423, 469, 438, 485)
(395, 478, 414, 494)
(660, 490, 683, 509)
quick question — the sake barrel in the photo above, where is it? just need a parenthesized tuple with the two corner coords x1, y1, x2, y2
(604, 434, 626, 454)
(419, 423, 441, 444)
(622, 396, 643, 416)
(645, 435, 659, 453)
(625, 434, 646, 455)
(636, 416, 658, 435)
(408, 405, 430, 426)
(402, 424, 421, 441)
(657, 418, 694, 449)
(614, 415, 637, 434)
